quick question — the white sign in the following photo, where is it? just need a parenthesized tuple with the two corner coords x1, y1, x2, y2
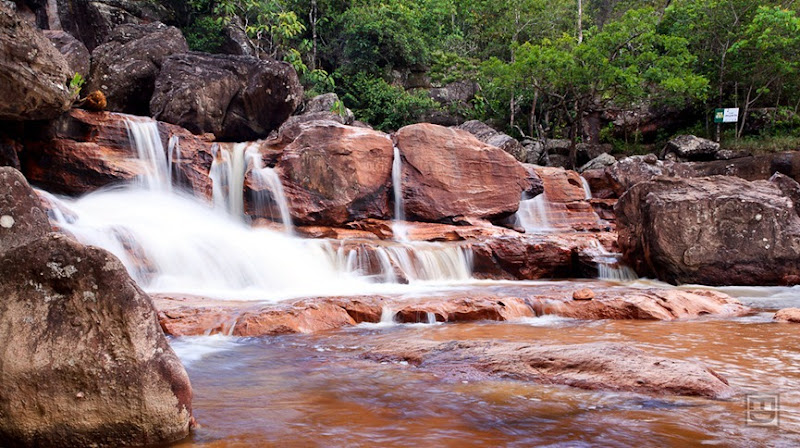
(723, 108, 739, 123)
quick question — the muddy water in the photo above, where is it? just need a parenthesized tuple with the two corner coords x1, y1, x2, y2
(170, 286, 800, 447)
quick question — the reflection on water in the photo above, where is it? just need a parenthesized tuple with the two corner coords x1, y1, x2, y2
(171, 310, 800, 447)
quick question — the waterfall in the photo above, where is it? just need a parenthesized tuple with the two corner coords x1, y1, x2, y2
(210, 143, 249, 218)
(167, 135, 181, 189)
(585, 239, 638, 282)
(517, 194, 554, 233)
(391, 145, 408, 241)
(124, 117, 170, 191)
(319, 241, 473, 283)
(246, 147, 293, 234)
(581, 176, 592, 200)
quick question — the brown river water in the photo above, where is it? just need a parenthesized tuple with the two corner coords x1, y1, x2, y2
(166, 282, 800, 447)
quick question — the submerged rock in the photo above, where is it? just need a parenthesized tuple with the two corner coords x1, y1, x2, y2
(86, 22, 188, 115)
(150, 52, 303, 141)
(0, 167, 193, 447)
(617, 175, 800, 285)
(0, 3, 72, 121)
(393, 123, 532, 223)
(365, 340, 735, 398)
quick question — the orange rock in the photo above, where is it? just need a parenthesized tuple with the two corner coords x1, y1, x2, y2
(573, 288, 595, 300)
(774, 308, 800, 323)
(393, 123, 533, 222)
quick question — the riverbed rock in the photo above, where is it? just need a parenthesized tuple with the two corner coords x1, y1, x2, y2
(616, 175, 800, 285)
(150, 52, 303, 141)
(0, 168, 193, 447)
(662, 134, 719, 161)
(22, 109, 215, 196)
(43, 29, 90, 77)
(456, 120, 526, 162)
(774, 308, 800, 323)
(393, 123, 532, 222)
(0, 3, 72, 121)
(155, 284, 748, 337)
(366, 340, 735, 398)
(86, 22, 187, 115)
(259, 120, 393, 225)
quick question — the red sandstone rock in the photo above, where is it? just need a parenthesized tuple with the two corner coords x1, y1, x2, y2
(365, 340, 735, 398)
(774, 308, 800, 323)
(616, 175, 800, 285)
(573, 288, 595, 300)
(393, 123, 532, 222)
(154, 285, 749, 337)
(22, 109, 215, 197)
(256, 120, 393, 226)
(529, 166, 606, 232)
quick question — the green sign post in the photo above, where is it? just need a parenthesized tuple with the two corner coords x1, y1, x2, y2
(714, 107, 739, 141)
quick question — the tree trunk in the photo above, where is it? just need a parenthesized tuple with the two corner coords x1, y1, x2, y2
(577, 0, 584, 44)
(310, 0, 318, 71)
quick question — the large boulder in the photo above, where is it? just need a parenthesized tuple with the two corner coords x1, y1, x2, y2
(19, 0, 171, 50)
(43, 29, 90, 77)
(662, 134, 719, 161)
(604, 152, 800, 197)
(616, 175, 800, 285)
(0, 167, 193, 446)
(456, 120, 526, 161)
(86, 22, 187, 115)
(150, 52, 303, 141)
(0, 3, 72, 120)
(22, 109, 215, 196)
(256, 120, 393, 225)
(393, 123, 532, 222)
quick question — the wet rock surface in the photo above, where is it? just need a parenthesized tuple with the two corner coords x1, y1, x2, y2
(0, 167, 192, 447)
(21, 109, 215, 196)
(617, 175, 800, 285)
(393, 123, 532, 222)
(774, 308, 800, 323)
(154, 284, 748, 337)
(259, 120, 394, 225)
(365, 339, 735, 399)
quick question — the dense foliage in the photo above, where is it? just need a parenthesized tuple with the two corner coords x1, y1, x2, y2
(169, 0, 800, 152)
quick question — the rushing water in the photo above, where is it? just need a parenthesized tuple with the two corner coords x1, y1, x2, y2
(391, 145, 409, 241)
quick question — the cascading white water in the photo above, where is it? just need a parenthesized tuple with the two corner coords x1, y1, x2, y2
(125, 117, 170, 191)
(585, 239, 638, 282)
(517, 194, 554, 233)
(167, 135, 181, 189)
(391, 145, 408, 241)
(580, 176, 592, 200)
(246, 147, 293, 233)
(318, 240, 473, 284)
(43, 115, 476, 300)
(210, 142, 250, 218)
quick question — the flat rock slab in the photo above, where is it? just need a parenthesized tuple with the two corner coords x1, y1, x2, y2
(155, 284, 749, 337)
(364, 339, 735, 399)
(774, 308, 800, 323)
